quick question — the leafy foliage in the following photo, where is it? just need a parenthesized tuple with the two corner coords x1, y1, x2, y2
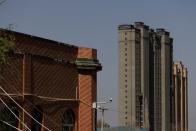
(0, 32, 15, 64)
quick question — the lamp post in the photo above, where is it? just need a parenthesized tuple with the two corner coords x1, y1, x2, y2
(92, 98, 112, 131)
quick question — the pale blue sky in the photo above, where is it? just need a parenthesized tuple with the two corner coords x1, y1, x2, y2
(0, 0, 196, 130)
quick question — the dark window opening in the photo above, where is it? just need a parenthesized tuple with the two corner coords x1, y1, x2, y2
(62, 109, 75, 131)
(32, 106, 43, 131)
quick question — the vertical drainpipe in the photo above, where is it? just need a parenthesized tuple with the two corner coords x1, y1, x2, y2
(22, 53, 26, 131)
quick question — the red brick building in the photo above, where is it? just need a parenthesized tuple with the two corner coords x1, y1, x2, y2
(0, 29, 102, 131)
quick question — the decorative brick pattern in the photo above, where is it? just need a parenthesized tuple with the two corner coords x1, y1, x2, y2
(0, 29, 101, 131)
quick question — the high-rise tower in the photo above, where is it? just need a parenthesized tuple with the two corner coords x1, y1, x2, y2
(172, 62, 188, 131)
(118, 22, 173, 131)
(118, 24, 142, 128)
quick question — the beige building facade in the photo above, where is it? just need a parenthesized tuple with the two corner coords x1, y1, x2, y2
(172, 62, 188, 131)
(118, 22, 173, 131)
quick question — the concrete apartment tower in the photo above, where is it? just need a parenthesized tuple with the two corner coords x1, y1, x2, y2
(118, 24, 142, 128)
(118, 22, 173, 131)
(153, 29, 173, 131)
(172, 62, 188, 131)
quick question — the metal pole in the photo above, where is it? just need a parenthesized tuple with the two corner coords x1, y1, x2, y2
(93, 98, 111, 131)
(93, 107, 97, 131)
(101, 108, 104, 131)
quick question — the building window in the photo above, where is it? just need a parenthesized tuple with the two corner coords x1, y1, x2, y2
(0, 104, 19, 131)
(32, 106, 43, 131)
(62, 109, 75, 131)
(125, 43, 127, 45)
(125, 37, 127, 40)
(125, 32, 127, 35)
(125, 53, 127, 56)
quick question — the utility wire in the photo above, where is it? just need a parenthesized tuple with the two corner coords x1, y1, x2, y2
(0, 120, 23, 131)
(0, 92, 79, 102)
(1, 43, 124, 129)
(0, 98, 31, 131)
(3, 61, 61, 128)
(0, 75, 60, 129)
(0, 86, 52, 131)
(0, 120, 22, 131)
(0, 31, 59, 129)
(81, 99, 125, 115)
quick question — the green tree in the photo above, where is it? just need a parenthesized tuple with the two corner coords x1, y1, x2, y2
(0, 0, 14, 64)
(0, 0, 6, 6)
(97, 119, 110, 128)
(0, 36, 14, 64)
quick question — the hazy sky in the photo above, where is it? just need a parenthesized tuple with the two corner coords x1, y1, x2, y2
(0, 0, 196, 130)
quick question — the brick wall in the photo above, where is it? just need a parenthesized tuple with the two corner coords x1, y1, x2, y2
(0, 30, 100, 131)
(78, 47, 97, 131)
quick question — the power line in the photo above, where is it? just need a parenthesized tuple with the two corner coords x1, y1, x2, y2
(81, 99, 124, 114)
(0, 75, 61, 128)
(0, 32, 72, 129)
(0, 98, 31, 131)
(0, 86, 52, 131)
(0, 120, 23, 131)
(0, 68, 125, 129)
(2, 61, 62, 128)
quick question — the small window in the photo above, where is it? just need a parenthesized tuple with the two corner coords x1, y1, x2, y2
(62, 109, 75, 131)
(32, 106, 43, 131)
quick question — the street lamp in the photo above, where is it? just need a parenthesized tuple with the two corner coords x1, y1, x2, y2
(92, 98, 112, 131)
